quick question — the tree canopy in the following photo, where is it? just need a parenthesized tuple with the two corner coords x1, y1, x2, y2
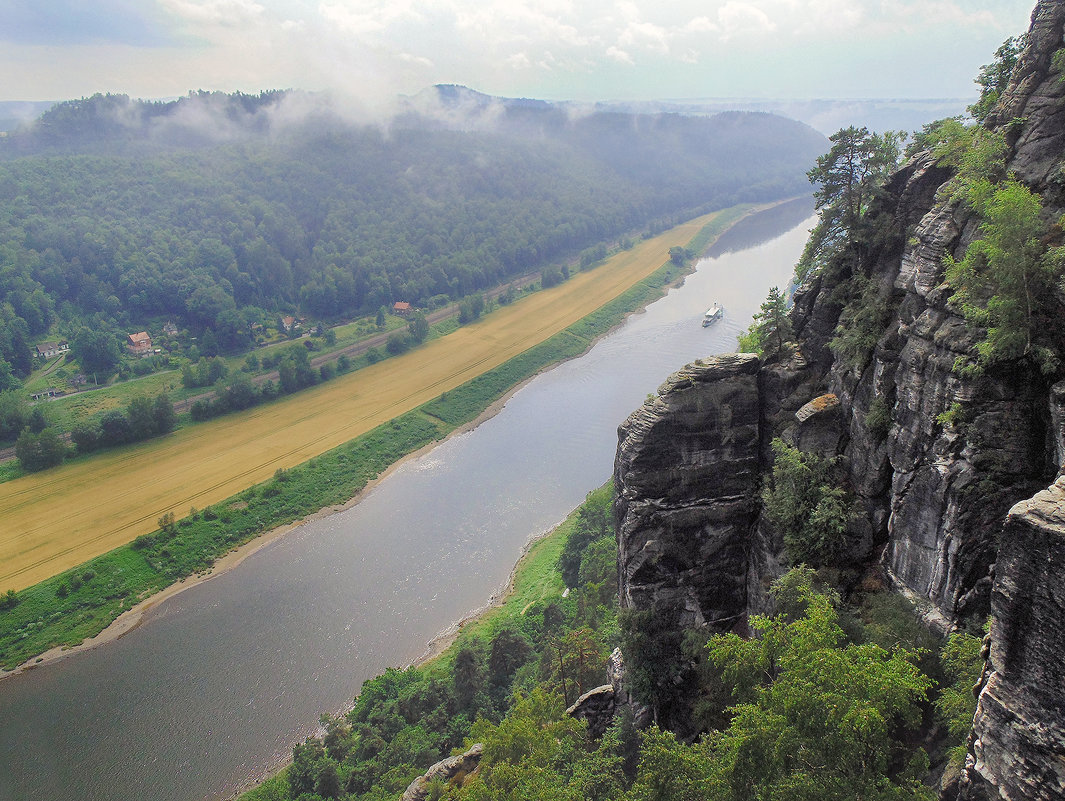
(738, 286, 793, 358)
(0, 92, 826, 379)
(798, 126, 903, 278)
(704, 575, 933, 801)
(946, 179, 1065, 375)
(969, 35, 1027, 123)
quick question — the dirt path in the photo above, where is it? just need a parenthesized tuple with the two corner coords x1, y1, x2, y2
(0, 213, 715, 591)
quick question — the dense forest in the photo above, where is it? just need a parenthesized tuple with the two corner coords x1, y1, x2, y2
(0, 88, 826, 381)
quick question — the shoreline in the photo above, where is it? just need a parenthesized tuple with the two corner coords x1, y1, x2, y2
(0, 381, 527, 682)
(1, 198, 785, 683)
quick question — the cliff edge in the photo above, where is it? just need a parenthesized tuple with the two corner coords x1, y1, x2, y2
(614, 1, 1065, 796)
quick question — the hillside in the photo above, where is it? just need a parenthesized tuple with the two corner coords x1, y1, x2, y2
(0, 90, 825, 385)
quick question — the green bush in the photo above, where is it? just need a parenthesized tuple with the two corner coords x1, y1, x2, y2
(762, 439, 853, 566)
(865, 395, 892, 438)
(829, 273, 889, 369)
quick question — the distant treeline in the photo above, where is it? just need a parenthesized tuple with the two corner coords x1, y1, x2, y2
(0, 90, 826, 380)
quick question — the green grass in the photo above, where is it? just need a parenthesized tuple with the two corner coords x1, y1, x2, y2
(429, 317, 460, 338)
(0, 205, 743, 672)
(0, 461, 23, 483)
(0, 413, 443, 670)
(685, 203, 754, 255)
(20, 312, 409, 432)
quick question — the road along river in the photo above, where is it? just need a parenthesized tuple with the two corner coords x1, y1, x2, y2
(0, 198, 814, 801)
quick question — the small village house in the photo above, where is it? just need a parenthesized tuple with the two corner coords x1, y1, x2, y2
(392, 301, 412, 315)
(127, 331, 153, 356)
(33, 341, 69, 360)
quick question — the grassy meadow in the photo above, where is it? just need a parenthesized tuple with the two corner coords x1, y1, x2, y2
(0, 204, 754, 669)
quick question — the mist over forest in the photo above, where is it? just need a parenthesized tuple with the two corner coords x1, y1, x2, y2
(0, 87, 826, 380)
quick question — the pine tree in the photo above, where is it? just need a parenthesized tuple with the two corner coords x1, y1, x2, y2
(740, 286, 793, 357)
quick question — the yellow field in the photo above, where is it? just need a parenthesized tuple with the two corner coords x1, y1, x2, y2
(0, 213, 715, 590)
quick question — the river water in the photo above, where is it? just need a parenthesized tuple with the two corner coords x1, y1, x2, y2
(0, 199, 815, 801)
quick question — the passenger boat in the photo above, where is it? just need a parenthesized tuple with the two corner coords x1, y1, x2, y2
(702, 303, 723, 326)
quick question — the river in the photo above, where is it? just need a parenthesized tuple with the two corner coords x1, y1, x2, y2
(0, 198, 815, 801)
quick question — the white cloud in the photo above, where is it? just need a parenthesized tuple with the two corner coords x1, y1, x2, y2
(716, 1, 776, 38)
(397, 52, 433, 68)
(318, 1, 425, 36)
(684, 16, 720, 34)
(0, 0, 1040, 105)
(159, 0, 265, 27)
(506, 52, 533, 70)
(449, 2, 591, 50)
(617, 19, 670, 53)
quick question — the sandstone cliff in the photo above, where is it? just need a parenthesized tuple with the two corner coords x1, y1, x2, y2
(614, 1, 1065, 795)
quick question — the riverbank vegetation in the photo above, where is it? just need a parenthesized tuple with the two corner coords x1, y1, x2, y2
(0, 208, 749, 671)
(239, 491, 983, 801)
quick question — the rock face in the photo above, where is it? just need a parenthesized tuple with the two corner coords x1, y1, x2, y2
(612, 1, 1065, 794)
(960, 478, 1065, 801)
(566, 684, 617, 738)
(615, 354, 762, 633)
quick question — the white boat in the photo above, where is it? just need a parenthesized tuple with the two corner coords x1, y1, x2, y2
(702, 303, 723, 326)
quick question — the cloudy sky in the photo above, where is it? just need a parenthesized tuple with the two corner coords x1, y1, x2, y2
(0, 0, 1040, 104)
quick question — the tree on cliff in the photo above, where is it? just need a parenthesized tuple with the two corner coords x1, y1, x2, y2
(969, 35, 1027, 123)
(946, 178, 1065, 375)
(703, 573, 935, 801)
(762, 439, 851, 566)
(799, 126, 903, 278)
(738, 286, 793, 358)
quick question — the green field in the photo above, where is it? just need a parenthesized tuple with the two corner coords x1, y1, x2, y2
(0, 205, 755, 671)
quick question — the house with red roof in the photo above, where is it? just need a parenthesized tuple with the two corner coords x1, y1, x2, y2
(127, 331, 152, 356)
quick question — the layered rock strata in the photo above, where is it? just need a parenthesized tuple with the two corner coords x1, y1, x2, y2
(613, 2, 1065, 795)
(615, 354, 762, 633)
(961, 478, 1065, 801)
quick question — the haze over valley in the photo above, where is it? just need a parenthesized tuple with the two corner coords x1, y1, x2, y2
(3, 2, 1065, 801)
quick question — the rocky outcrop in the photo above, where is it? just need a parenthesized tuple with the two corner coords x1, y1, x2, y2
(987, 0, 1065, 188)
(613, 2, 1065, 795)
(399, 743, 483, 801)
(566, 685, 616, 738)
(960, 478, 1065, 801)
(615, 354, 762, 632)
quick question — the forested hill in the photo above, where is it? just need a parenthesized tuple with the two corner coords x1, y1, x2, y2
(0, 88, 825, 378)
